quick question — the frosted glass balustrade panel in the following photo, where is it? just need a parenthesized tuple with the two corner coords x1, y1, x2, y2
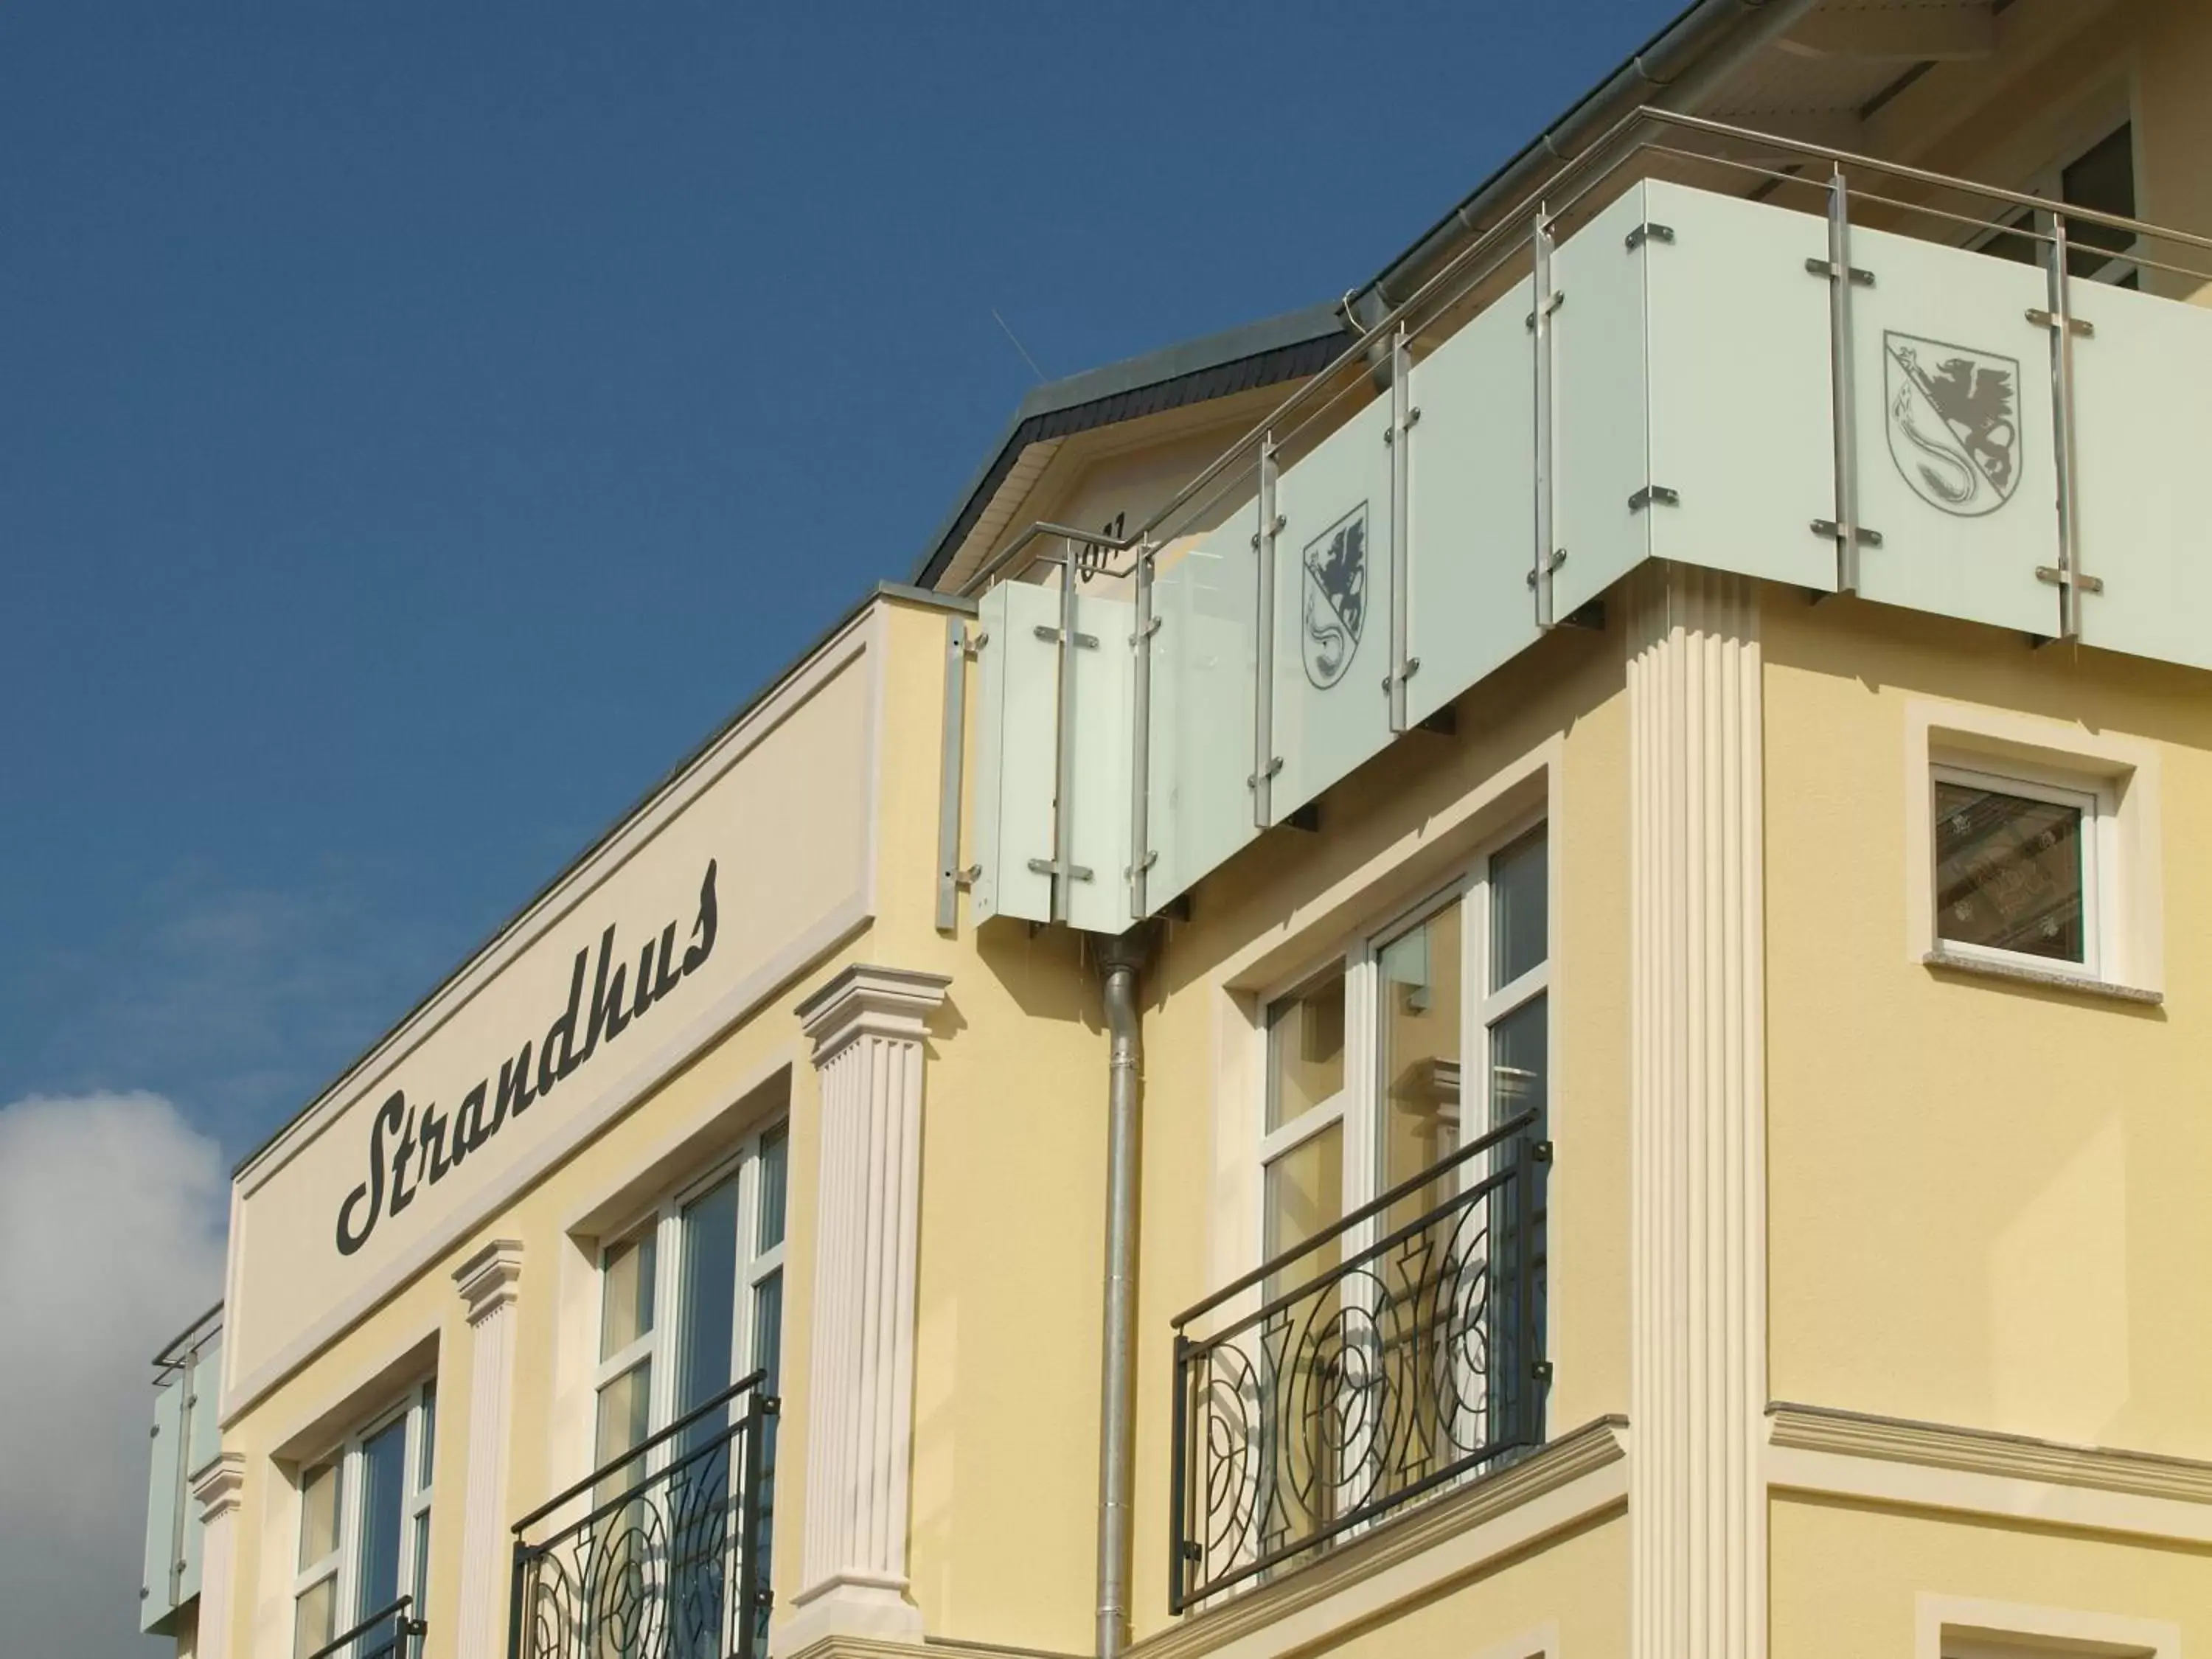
(1270, 396, 1397, 821)
(1845, 224, 2058, 637)
(969, 581, 1060, 925)
(1405, 274, 1543, 727)
(2068, 276, 2212, 671)
(1065, 589, 1134, 935)
(1643, 181, 1837, 591)
(1147, 514, 1260, 908)
(1551, 183, 1655, 619)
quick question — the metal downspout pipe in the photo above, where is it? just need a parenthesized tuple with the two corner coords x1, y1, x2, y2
(1095, 923, 1156, 1659)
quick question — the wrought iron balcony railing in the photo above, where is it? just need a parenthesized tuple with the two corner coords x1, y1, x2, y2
(1169, 1113, 1547, 1612)
(305, 1596, 423, 1659)
(509, 1374, 776, 1659)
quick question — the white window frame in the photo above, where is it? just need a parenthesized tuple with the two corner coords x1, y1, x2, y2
(1930, 759, 2112, 981)
(292, 1380, 437, 1658)
(591, 1117, 787, 1469)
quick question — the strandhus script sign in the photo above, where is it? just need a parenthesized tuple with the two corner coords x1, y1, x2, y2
(223, 613, 883, 1414)
(335, 860, 719, 1256)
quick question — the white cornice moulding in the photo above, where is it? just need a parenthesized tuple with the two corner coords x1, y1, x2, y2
(793, 964, 953, 1060)
(1767, 1401, 2212, 1507)
(453, 1239, 525, 1325)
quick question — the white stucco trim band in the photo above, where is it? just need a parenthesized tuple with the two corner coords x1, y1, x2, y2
(782, 964, 951, 1654)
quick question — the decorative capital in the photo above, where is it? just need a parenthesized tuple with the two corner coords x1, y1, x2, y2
(191, 1451, 247, 1522)
(453, 1238, 524, 1324)
(793, 964, 951, 1064)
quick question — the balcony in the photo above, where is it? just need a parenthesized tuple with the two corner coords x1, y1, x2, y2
(964, 111, 2212, 936)
(1168, 1113, 1547, 1611)
(509, 1375, 777, 1659)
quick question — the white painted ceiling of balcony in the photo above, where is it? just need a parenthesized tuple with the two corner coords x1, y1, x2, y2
(1709, 0, 2009, 147)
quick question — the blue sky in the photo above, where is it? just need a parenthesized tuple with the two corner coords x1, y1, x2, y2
(1, 1, 1683, 1168)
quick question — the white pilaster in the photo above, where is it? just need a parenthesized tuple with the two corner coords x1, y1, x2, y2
(189, 1453, 246, 1659)
(453, 1239, 524, 1659)
(1627, 566, 1767, 1659)
(782, 964, 950, 1653)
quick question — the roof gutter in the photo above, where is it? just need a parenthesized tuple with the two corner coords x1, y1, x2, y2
(1343, 0, 1826, 331)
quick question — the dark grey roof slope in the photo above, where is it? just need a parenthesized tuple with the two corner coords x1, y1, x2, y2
(910, 303, 1352, 589)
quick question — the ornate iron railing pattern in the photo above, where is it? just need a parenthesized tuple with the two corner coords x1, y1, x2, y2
(509, 1375, 776, 1659)
(1168, 1114, 1547, 1612)
(305, 1596, 423, 1659)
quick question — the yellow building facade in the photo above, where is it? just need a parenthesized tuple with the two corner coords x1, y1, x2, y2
(139, 4, 2212, 1658)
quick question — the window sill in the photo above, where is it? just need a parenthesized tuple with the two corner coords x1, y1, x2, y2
(1921, 948, 2162, 1006)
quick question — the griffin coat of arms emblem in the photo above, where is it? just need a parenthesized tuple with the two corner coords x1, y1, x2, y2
(1883, 331, 2022, 517)
(1301, 504, 1368, 690)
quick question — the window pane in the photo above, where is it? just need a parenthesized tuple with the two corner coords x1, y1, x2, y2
(2062, 122, 2135, 261)
(299, 1461, 341, 1569)
(358, 1416, 408, 1621)
(415, 1385, 436, 1490)
(599, 1231, 655, 1360)
(1489, 995, 1548, 1134)
(676, 1177, 740, 1424)
(1263, 1120, 1343, 1287)
(1934, 780, 2085, 963)
(751, 1267, 785, 1393)
(294, 1579, 335, 1658)
(1490, 828, 1548, 991)
(409, 1510, 431, 1623)
(1266, 969, 1345, 1130)
(594, 1359, 653, 1469)
(758, 1123, 788, 1251)
(1379, 900, 1462, 1200)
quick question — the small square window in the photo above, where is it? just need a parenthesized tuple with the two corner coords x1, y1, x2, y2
(1932, 766, 2098, 971)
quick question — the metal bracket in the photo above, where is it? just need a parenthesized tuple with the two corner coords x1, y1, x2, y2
(1026, 857, 1095, 883)
(947, 864, 981, 888)
(965, 628, 988, 652)
(2037, 565, 2105, 594)
(1523, 291, 1565, 330)
(1034, 624, 1099, 648)
(1625, 221, 1674, 251)
(2027, 308, 2095, 338)
(1248, 515, 1285, 550)
(1381, 409, 1422, 445)
(1246, 756, 1284, 788)
(1811, 518, 1883, 547)
(1526, 549, 1567, 588)
(1805, 256, 1874, 286)
(1131, 617, 1161, 643)
(1627, 484, 1680, 512)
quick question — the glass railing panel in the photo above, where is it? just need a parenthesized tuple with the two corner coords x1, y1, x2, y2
(1147, 454, 1262, 907)
(1269, 393, 1397, 824)
(1843, 220, 2059, 638)
(1642, 179, 1839, 592)
(2068, 275, 2212, 673)
(1402, 265, 1538, 730)
(1551, 183, 1658, 620)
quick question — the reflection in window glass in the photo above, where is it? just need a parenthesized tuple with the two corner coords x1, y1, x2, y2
(357, 1416, 407, 1621)
(1263, 1120, 1343, 1290)
(293, 1579, 335, 1657)
(299, 1463, 340, 1569)
(758, 1124, 789, 1251)
(1266, 970, 1345, 1130)
(599, 1233, 655, 1361)
(1934, 780, 2085, 964)
(594, 1361, 653, 1472)
(1489, 998, 1548, 1133)
(676, 1178, 740, 1426)
(1379, 900, 1463, 1211)
(1490, 828, 1548, 991)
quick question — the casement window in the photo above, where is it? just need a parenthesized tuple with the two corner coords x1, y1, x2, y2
(1261, 823, 1548, 1261)
(594, 1120, 787, 1466)
(1931, 763, 2109, 977)
(1978, 119, 2140, 287)
(293, 1382, 436, 1659)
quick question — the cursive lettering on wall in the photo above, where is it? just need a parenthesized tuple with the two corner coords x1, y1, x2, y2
(334, 858, 720, 1256)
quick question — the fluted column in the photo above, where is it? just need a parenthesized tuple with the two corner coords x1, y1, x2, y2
(453, 1239, 524, 1659)
(189, 1453, 246, 1659)
(1627, 566, 1767, 1659)
(782, 964, 951, 1653)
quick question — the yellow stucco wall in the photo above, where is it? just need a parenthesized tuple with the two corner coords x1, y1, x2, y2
(1764, 592, 2212, 1456)
(1772, 1492, 2212, 1655)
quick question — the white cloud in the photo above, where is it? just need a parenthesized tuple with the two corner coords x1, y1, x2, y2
(0, 1092, 226, 1658)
